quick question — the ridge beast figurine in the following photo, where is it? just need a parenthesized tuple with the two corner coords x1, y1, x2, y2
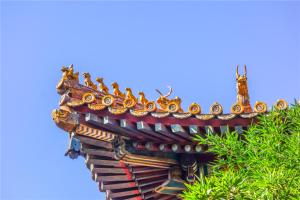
(235, 64, 252, 113)
(83, 72, 97, 90)
(96, 77, 109, 94)
(156, 86, 183, 113)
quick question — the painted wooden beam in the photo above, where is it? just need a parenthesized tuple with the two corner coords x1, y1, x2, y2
(138, 179, 165, 187)
(143, 192, 174, 200)
(85, 113, 103, 124)
(86, 157, 122, 167)
(143, 192, 158, 200)
(108, 189, 141, 199)
(133, 170, 168, 178)
(102, 116, 138, 138)
(137, 121, 173, 142)
(85, 113, 142, 140)
(131, 142, 202, 154)
(118, 196, 143, 200)
(91, 167, 126, 174)
(76, 135, 113, 149)
(170, 124, 191, 140)
(137, 174, 168, 187)
(148, 194, 167, 200)
(134, 173, 168, 181)
(83, 148, 115, 158)
(191, 125, 207, 140)
(189, 125, 199, 135)
(131, 167, 164, 174)
(140, 182, 163, 194)
(120, 119, 135, 130)
(98, 182, 106, 192)
(103, 116, 118, 126)
(95, 174, 132, 182)
(120, 119, 161, 142)
(155, 123, 189, 143)
(105, 190, 111, 200)
(205, 125, 214, 134)
(102, 181, 137, 190)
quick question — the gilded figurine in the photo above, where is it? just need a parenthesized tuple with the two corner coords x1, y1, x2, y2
(83, 72, 97, 90)
(138, 91, 149, 106)
(173, 96, 183, 113)
(156, 86, 173, 111)
(96, 77, 109, 94)
(52, 106, 78, 132)
(61, 64, 79, 82)
(125, 88, 138, 103)
(61, 67, 69, 81)
(156, 86, 183, 112)
(111, 82, 125, 98)
(236, 65, 252, 112)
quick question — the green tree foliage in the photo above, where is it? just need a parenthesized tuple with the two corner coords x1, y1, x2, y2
(182, 103, 300, 200)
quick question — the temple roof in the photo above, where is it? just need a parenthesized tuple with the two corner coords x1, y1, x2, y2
(52, 65, 289, 200)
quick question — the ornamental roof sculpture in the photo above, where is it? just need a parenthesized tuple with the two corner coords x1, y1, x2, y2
(52, 64, 289, 200)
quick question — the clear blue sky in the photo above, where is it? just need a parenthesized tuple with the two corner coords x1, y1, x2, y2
(1, 1, 299, 200)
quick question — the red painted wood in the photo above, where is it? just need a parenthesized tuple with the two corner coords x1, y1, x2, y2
(75, 106, 256, 128)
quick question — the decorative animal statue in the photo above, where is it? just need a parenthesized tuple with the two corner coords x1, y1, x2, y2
(61, 64, 79, 82)
(61, 67, 69, 81)
(67, 64, 79, 81)
(96, 77, 109, 94)
(125, 88, 138, 103)
(111, 82, 125, 98)
(156, 86, 183, 112)
(83, 72, 97, 90)
(156, 86, 173, 110)
(138, 91, 149, 106)
(52, 106, 78, 132)
(236, 65, 252, 112)
(173, 96, 183, 113)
